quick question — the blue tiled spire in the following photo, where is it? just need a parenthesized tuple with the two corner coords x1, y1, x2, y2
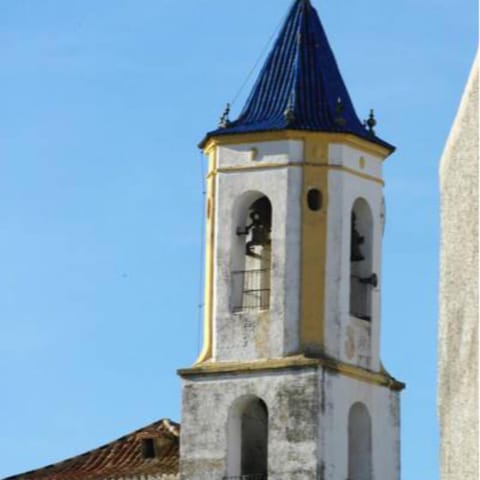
(202, 0, 394, 151)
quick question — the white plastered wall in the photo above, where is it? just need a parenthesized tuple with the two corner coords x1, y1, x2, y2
(212, 140, 303, 361)
(325, 144, 384, 371)
(319, 371, 401, 480)
(180, 368, 319, 480)
(438, 55, 478, 480)
(180, 368, 400, 480)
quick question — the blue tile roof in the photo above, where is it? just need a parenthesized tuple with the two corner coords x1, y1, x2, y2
(201, 0, 394, 152)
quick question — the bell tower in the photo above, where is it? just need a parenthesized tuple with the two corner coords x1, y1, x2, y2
(179, 1, 404, 479)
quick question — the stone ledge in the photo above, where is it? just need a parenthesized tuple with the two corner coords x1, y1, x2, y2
(178, 355, 405, 391)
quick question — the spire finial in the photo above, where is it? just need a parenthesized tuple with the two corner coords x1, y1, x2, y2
(219, 103, 231, 129)
(364, 109, 377, 136)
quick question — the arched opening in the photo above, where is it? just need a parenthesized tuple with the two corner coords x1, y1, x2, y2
(349, 198, 375, 321)
(227, 396, 269, 479)
(348, 402, 372, 480)
(232, 193, 272, 313)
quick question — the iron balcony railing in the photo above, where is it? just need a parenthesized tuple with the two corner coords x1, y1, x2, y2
(223, 475, 267, 480)
(232, 269, 270, 313)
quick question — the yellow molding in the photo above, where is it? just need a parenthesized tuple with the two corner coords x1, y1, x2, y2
(203, 142, 216, 156)
(203, 131, 392, 160)
(195, 147, 217, 364)
(206, 162, 384, 185)
(179, 355, 405, 391)
(208, 162, 298, 176)
(300, 137, 328, 350)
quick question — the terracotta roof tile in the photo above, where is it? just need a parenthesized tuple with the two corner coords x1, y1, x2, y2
(4, 419, 180, 480)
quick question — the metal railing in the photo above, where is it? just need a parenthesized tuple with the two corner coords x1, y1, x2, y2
(232, 269, 270, 313)
(223, 475, 267, 480)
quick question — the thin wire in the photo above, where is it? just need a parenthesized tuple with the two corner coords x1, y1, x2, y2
(230, 5, 290, 108)
(196, 150, 207, 356)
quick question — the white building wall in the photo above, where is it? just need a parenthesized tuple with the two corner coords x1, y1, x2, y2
(325, 143, 384, 371)
(319, 372, 401, 480)
(217, 140, 303, 168)
(212, 139, 387, 368)
(439, 56, 478, 480)
(180, 367, 400, 480)
(180, 368, 319, 480)
(181, 136, 401, 480)
(213, 141, 303, 361)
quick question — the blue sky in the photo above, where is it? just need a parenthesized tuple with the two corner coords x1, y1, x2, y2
(0, 1, 477, 478)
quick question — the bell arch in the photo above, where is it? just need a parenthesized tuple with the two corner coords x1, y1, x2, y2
(349, 198, 375, 321)
(226, 395, 269, 478)
(348, 402, 373, 480)
(232, 192, 272, 313)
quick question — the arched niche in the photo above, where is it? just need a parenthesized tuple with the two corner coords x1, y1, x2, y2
(226, 395, 269, 478)
(348, 402, 373, 480)
(349, 198, 375, 321)
(232, 192, 272, 313)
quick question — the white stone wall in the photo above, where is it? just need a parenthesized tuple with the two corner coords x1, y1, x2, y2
(213, 141, 303, 361)
(182, 136, 401, 480)
(439, 56, 479, 480)
(213, 139, 386, 369)
(319, 371, 401, 480)
(180, 367, 400, 480)
(324, 144, 385, 372)
(180, 368, 319, 480)
(218, 140, 303, 168)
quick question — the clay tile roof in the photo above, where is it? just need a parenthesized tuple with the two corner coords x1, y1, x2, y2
(3, 419, 180, 480)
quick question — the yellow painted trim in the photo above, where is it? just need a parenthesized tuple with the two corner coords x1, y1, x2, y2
(203, 130, 392, 160)
(206, 162, 384, 185)
(178, 355, 405, 391)
(195, 147, 217, 364)
(300, 137, 329, 351)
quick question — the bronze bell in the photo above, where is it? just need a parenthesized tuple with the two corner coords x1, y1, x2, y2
(245, 211, 270, 256)
(351, 213, 365, 262)
(237, 198, 272, 256)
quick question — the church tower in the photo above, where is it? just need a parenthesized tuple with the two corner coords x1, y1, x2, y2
(179, 1, 404, 479)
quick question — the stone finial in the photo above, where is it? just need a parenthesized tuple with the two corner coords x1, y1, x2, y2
(219, 103, 231, 128)
(364, 109, 377, 136)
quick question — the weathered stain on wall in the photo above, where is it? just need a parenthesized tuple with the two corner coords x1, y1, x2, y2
(180, 365, 401, 480)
